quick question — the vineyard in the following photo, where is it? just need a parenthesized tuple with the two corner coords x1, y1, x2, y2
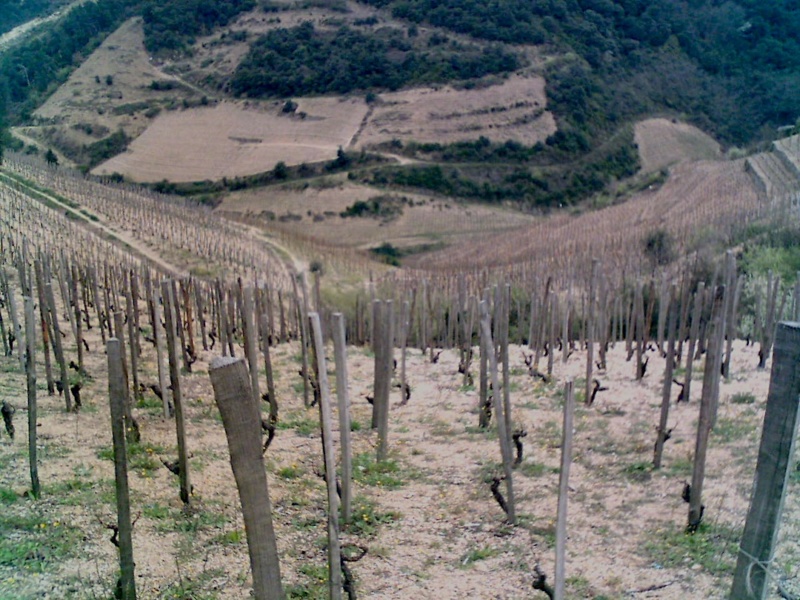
(0, 144, 799, 600)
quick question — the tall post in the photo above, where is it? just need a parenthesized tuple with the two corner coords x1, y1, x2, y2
(209, 357, 284, 600)
(309, 313, 342, 600)
(730, 322, 800, 599)
(7, 284, 24, 371)
(161, 281, 191, 506)
(242, 287, 261, 406)
(376, 301, 394, 462)
(107, 339, 137, 600)
(585, 260, 597, 403)
(24, 297, 40, 499)
(683, 282, 705, 403)
(653, 285, 677, 469)
(153, 289, 170, 418)
(554, 378, 575, 600)
(332, 313, 353, 525)
(44, 282, 71, 412)
(688, 285, 726, 531)
(480, 302, 515, 523)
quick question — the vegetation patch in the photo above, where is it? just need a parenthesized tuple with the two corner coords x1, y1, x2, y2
(643, 522, 740, 576)
(0, 507, 83, 574)
(231, 22, 520, 98)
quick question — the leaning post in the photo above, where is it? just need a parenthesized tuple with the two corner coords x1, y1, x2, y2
(730, 321, 800, 599)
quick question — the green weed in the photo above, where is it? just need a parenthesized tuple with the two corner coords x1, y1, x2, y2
(643, 522, 740, 576)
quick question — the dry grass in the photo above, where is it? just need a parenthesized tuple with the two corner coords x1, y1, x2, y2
(635, 118, 722, 174)
(220, 180, 535, 250)
(92, 98, 368, 181)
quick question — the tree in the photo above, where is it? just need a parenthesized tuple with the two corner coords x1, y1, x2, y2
(643, 228, 675, 268)
(44, 149, 59, 166)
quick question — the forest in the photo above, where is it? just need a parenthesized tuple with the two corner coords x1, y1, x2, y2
(361, 0, 800, 145)
(0, 0, 67, 36)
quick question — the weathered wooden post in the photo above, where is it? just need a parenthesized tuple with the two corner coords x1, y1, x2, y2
(107, 339, 136, 600)
(7, 283, 24, 371)
(309, 312, 342, 599)
(161, 280, 191, 505)
(554, 378, 575, 600)
(585, 260, 597, 403)
(683, 282, 705, 403)
(44, 281, 71, 411)
(24, 297, 40, 499)
(259, 314, 278, 444)
(332, 313, 353, 525)
(242, 287, 261, 406)
(71, 265, 84, 373)
(152, 289, 170, 418)
(209, 357, 284, 600)
(730, 321, 800, 599)
(480, 301, 515, 523)
(375, 300, 394, 462)
(688, 285, 726, 531)
(34, 264, 54, 395)
(653, 285, 677, 469)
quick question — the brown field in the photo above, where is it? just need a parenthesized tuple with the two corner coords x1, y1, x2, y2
(355, 74, 556, 148)
(92, 98, 369, 181)
(220, 180, 535, 250)
(634, 118, 722, 174)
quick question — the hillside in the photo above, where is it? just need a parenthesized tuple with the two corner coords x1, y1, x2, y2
(2, 0, 799, 217)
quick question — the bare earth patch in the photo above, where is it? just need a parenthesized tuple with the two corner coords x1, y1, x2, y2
(92, 99, 369, 182)
(355, 74, 557, 148)
(219, 181, 535, 249)
(635, 118, 722, 173)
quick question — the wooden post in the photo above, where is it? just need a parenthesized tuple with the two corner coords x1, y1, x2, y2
(730, 322, 800, 599)
(688, 285, 726, 531)
(480, 302, 515, 523)
(171, 280, 191, 373)
(34, 264, 54, 395)
(332, 313, 353, 525)
(308, 312, 342, 600)
(161, 281, 191, 506)
(554, 378, 574, 600)
(653, 285, 677, 469)
(683, 282, 705, 403)
(242, 288, 261, 406)
(125, 288, 140, 402)
(209, 357, 284, 600)
(24, 297, 40, 499)
(293, 276, 310, 407)
(107, 339, 137, 600)
(7, 284, 24, 371)
(376, 301, 393, 462)
(260, 314, 278, 438)
(399, 300, 410, 402)
(152, 289, 170, 418)
(44, 282, 71, 412)
(371, 300, 383, 430)
(114, 312, 132, 416)
(585, 260, 597, 403)
(72, 265, 84, 373)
